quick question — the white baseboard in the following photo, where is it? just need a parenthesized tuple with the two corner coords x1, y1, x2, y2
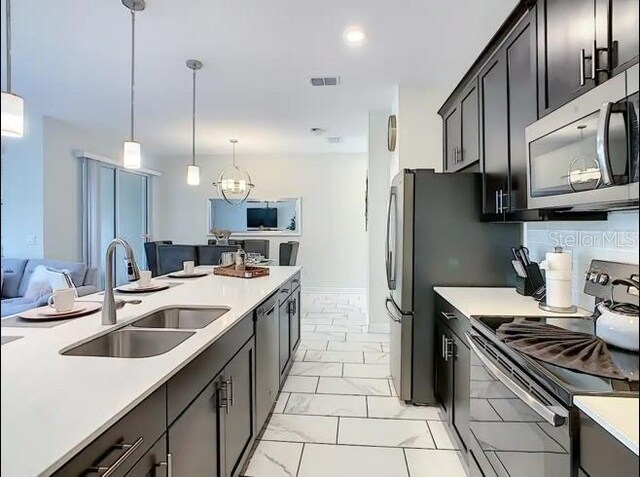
(302, 287, 367, 295)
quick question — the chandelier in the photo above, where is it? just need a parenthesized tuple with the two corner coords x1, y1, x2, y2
(213, 139, 255, 205)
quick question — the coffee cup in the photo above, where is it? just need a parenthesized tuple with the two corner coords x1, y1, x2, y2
(47, 288, 76, 313)
(183, 261, 195, 275)
(138, 270, 152, 288)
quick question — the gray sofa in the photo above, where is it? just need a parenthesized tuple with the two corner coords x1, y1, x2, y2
(1, 258, 99, 317)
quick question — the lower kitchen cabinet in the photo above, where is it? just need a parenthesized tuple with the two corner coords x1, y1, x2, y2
(126, 436, 168, 477)
(289, 287, 301, 356)
(54, 276, 300, 477)
(434, 296, 471, 453)
(279, 298, 291, 377)
(168, 381, 220, 476)
(220, 339, 255, 477)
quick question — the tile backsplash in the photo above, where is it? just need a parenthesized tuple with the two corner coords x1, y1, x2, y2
(524, 211, 639, 311)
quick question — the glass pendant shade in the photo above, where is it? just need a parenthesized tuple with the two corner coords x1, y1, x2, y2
(1, 91, 24, 137)
(123, 141, 142, 169)
(187, 165, 201, 186)
(215, 166, 254, 205)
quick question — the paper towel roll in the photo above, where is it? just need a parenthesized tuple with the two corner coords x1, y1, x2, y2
(541, 248, 574, 308)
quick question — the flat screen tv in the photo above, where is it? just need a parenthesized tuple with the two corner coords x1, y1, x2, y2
(247, 207, 277, 228)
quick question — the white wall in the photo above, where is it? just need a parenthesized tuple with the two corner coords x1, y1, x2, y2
(1, 105, 44, 258)
(367, 111, 392, 325)
(390, 85, 449, 179)
(155, 153, 368, 289)
(524, 211, 639, 310)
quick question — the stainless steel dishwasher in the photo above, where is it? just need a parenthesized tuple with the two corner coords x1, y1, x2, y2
(255, 293, 280, 431)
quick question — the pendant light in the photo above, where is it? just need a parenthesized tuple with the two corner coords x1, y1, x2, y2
(1, 0, 24, 138)
(186, 59, 202, 186)
(213, 139, 255, 206)
(122, 0, 145, 169)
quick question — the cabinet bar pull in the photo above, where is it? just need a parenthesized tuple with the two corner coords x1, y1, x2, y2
(87, 437, 143, 476)
(441, 311, 457, 321)
(158, 453, 173, 477)
(442, 334, 446, 359)
(228, 377, 234, 408)
(218, 380, 231, 414)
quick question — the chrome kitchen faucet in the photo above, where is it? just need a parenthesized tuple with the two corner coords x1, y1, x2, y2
(102, 238, 140, 325)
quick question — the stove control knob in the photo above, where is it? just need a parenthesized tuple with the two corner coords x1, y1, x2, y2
(589, 272, 599, 283)
(597, 274, 610, 285)
(584, 271, 591, 281)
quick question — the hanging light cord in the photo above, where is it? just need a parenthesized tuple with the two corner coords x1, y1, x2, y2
(129, 7, 136, 142)
(192, 66, 197, 166)
(232, 141, 237, 167)
(5, 0, 13, 93)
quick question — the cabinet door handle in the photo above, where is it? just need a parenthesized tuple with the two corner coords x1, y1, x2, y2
(441, 311, 457, 321)
(158, 453, 173, 477)
(218, 380, 231, 414)
(458, 147, 464, 163)
(495, 190, 500, 213)
(228, 377, 234, 408)
(441, 334, 446, 359)
(444, 337, 454, 361)
(87, 437, 144, 476)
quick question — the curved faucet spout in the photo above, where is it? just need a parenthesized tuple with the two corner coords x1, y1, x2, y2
(102, 238, 141, 325)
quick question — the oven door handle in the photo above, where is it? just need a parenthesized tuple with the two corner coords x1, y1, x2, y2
(465, 333, 568, 427)
(385, 297, 403, 323)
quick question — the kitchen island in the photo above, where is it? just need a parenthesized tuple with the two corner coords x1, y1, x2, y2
(0, 266, 301, 476)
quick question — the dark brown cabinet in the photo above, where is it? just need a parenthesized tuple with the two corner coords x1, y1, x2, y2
(537, 0, 597, 115)
(480, 10, 537, 217)
(289, 287, 301, 356)
(220, 340, 255, 477)
(434, 297, 471, 452)
(610, 0, 640, 74)
(442, 80, 479, 173)
(126, 436, 168, 477)
(480, 54, 509, 216)
(538, 0, 639, 116)
(279, 298, 291, 376)
(278, 274, 301, 385)
(168, 382, 220, 476)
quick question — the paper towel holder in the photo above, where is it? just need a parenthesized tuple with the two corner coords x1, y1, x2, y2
(538, 246, 578, 313)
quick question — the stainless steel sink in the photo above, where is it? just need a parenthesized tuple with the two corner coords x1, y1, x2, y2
(62, 329, 195, 358)
(131, 306, 229, 329)
(1, 336, 22, 346)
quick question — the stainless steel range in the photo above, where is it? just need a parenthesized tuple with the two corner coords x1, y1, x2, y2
(466, 260, 639, 477)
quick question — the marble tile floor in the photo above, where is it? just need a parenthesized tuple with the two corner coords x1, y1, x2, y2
(242, 292, 467, 477)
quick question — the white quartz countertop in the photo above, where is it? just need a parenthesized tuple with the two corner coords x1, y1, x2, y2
(574, 396, 639, 456)
(1, 266, 300, 477)
(433, 287, 591, 319)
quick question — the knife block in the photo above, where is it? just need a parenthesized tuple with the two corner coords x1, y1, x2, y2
(516, 263, 545, 297)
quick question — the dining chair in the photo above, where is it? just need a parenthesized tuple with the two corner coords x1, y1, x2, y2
(156, 244, 198, 276)
(197, 245, 240, 266)
(144, 240, 173, 277)
(279, 241, 300, 266)
(243, 239, 270, 258)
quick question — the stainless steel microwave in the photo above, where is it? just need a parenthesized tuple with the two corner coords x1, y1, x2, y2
(526, 64, 639, 210)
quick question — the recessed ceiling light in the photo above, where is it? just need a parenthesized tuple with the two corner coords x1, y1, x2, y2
(343, 26, 367, 45)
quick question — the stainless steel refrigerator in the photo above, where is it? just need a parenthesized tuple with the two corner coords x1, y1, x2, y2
(385, 170, 519, 404)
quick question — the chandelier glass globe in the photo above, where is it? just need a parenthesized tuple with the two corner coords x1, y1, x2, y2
(214, 139, 255, 205)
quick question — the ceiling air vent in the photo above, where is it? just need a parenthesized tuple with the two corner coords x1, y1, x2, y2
(310, 76, 340, 87)
(327, 137, 342, 144)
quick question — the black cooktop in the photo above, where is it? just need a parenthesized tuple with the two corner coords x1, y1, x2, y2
(472, 315, 639, 405)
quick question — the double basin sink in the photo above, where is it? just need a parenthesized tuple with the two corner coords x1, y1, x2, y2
(62, 307, 229, 358)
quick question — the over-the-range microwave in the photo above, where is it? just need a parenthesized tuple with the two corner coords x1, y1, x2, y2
(526, 64, 639, 211)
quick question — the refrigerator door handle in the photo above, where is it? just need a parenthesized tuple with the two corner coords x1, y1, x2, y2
(385, 298, 402, 323)
(385, 187, 397, 290)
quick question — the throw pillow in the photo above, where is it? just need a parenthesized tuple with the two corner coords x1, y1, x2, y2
(23, 266, 76, 302)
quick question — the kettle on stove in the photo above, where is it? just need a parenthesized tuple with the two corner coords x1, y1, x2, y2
(596, 278, 640, 352)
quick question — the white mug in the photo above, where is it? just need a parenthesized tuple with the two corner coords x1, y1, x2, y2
(48, 288, 76, 313)
(183, 261, 195, 275)
(138, 270, 152, 288)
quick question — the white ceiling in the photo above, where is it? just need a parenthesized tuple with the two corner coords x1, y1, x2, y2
(1, 0, 518, 155)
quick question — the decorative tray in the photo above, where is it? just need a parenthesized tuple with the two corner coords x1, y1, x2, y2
(213, 265, 270, 279)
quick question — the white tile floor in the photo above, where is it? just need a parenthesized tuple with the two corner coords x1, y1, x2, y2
(243, 292, 467, 477)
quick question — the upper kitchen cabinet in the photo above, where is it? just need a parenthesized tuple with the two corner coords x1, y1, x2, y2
(441, 79, 480, 173)
(609, 0, 640, 74)
(480, 10, 537, 217)
(538, 0, 639, 116)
